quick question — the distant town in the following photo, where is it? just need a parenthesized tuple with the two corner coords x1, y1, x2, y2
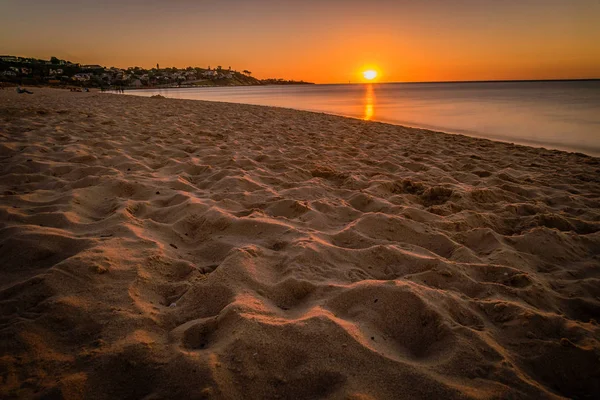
(0, 55, 313, 88)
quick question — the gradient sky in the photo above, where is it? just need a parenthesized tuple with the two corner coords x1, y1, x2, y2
(1, 0, 599, 83)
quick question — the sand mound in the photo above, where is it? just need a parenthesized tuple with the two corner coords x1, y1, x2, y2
(1, 88, 599, 399)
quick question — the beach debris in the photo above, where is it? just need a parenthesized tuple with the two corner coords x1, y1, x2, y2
(169, 243, 178, 249)
(169, 302, 177, 308)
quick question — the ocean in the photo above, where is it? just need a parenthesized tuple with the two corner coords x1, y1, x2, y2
(124, 80, 600, 156)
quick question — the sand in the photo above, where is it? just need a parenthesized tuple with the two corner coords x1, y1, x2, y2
(1, 88, 599, 399)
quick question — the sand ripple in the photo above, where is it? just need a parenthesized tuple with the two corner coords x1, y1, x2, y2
(1, 89, 599, 399)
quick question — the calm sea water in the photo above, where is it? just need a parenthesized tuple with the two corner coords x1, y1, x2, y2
(124, 81, 600, 156)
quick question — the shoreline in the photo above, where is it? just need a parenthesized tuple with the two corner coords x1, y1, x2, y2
(118, 87, 600, 158)
(1, 88, 599, 399)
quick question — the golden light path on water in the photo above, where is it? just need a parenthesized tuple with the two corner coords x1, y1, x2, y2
(364, 84, 375, 121)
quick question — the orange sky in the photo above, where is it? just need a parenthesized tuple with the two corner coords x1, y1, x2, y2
(1, 0, 599, 83)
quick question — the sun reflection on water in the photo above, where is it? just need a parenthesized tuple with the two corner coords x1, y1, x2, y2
(364, 84, 375, 120)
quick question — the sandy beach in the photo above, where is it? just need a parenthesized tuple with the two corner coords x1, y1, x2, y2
(1, 88, 599, 399)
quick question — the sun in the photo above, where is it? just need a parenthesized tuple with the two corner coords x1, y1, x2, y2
(363, 70, 377, 80)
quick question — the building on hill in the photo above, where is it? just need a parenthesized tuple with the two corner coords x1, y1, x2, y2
(72, 73, 91, 82)
(203, 70, 218, 78)
(0, 56, 18, 62)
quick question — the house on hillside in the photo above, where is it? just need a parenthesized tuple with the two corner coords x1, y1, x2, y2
(49, 68, 64, 76)
(72, 73, 91, 81)
(0, 56, 18, 62)
(1, 70, 17, 76)
(83, 64, 103, 70)
(202, 70, 218, 78)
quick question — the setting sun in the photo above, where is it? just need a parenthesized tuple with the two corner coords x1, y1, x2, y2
(363, 70, 378, 80)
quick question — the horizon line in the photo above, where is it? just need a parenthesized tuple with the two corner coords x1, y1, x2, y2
(334, 78, 600, 85)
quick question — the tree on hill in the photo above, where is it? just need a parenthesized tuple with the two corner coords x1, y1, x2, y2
(243, 70, 252, 76)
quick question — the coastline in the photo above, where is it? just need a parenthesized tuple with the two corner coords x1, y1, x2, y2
(1, 88, 599, 399)
(119, 82, 600, 157)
